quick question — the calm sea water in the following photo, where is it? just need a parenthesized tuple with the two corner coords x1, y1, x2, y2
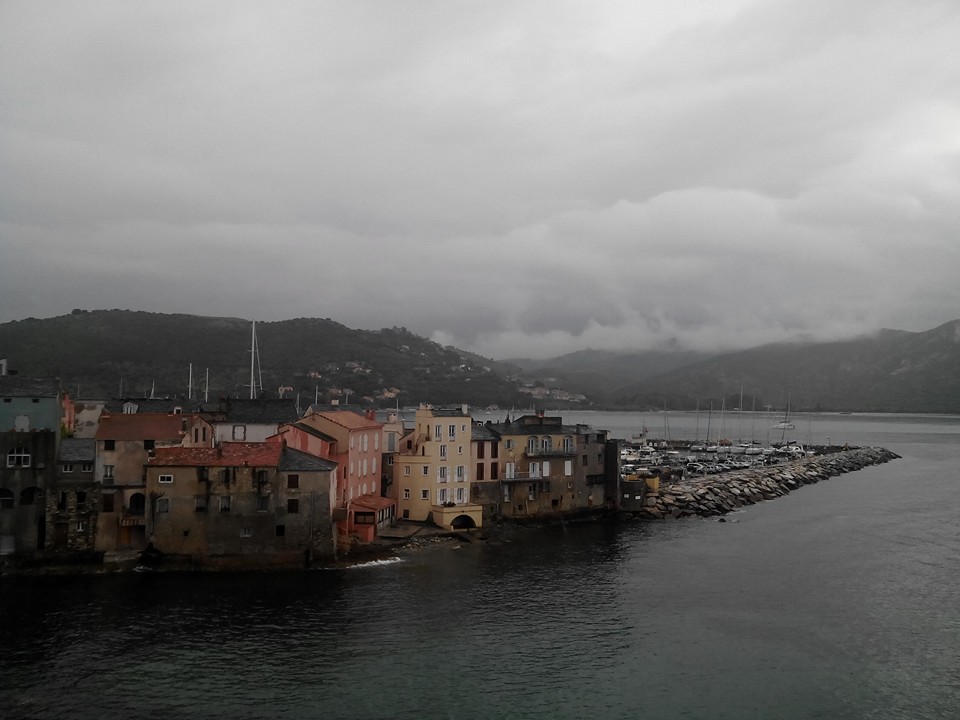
(2, 414, 959, 720)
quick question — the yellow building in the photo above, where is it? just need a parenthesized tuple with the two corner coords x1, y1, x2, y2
(393, 406, 483, 530)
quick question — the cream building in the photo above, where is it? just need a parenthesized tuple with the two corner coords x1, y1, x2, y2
(393, 406, 482, 530)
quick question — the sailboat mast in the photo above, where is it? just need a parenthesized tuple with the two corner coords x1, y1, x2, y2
(249, 321, 257, 400)
(188, 363, 193, 400)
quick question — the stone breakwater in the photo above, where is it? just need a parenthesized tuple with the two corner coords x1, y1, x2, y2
(638, 447, 901, 520)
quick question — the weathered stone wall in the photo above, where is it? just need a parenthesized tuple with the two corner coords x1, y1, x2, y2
(636, 448, 900, 520)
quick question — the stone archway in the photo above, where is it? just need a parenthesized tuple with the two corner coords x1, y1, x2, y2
(450, 514, 477, 530)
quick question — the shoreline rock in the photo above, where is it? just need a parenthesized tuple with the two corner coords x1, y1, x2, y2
(634, 447, 901, 520)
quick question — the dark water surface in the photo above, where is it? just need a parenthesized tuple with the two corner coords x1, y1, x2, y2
(2, 415, 959, 719)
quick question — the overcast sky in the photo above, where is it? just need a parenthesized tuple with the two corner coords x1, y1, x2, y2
(2, 1, 958, 359)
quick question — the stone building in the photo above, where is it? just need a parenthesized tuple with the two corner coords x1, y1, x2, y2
(45, 437, 99, 553)
(145, 441, 337, 565)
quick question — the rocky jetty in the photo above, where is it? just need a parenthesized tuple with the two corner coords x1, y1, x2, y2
(636, 447, 901, 520)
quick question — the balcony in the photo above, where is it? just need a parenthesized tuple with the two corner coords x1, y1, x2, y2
(523, 447, 575, 458)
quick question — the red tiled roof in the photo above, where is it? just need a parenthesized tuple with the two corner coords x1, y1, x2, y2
(350, 493, 395, 512)
(148, 442, 283, 467)
(307, 410, 381, 431)
(96, 412, 191, 441)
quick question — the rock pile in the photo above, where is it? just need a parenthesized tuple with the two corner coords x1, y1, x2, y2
(636, 447, 901, 520)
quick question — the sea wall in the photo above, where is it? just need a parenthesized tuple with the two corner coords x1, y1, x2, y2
(636, 447, 901, 520)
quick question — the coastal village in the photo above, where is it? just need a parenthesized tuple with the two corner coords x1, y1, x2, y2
(0, 368, 897, 571)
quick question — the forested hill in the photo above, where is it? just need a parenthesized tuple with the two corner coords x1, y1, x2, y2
(0, 310, 523, 407)
(3, 311, 958, 412)
(606, 320, 960, 413)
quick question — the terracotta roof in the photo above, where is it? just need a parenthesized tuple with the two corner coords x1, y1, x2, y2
(307, 410, 381, 431)
(96, 412, 190, 441)
(148, 442, 283, 467)
(350, 493, 395, 512)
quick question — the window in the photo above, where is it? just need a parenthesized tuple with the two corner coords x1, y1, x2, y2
(63, 463, 74, 473)
(505, 439, 514, 450)
(505, 462, 515, 479)
(403, 488, 410, 499)
(540, 481, 551, 493)
(287, 499, 299, 514)
(275, 525, 285, 537)
(220, 496, 231, 513)
(52, 491, 65, 509)
(476, 463, 484, 481)
(103, 465, 115, 482)
(221, 467, 235, 484)
(528, 483, 537, 500)
(103, 440, 115, 451)
(437, 487, 448, 504)
(232, 425, 246, 441)
(542, 461, 550, 477)
(76, 491, 87, 505)
(456, 487, 465, 503)
(492, 443, 499, 459)
(0, 489, 13, 509)
(597, 452, 603, 464)
(491, 463, 499, 480)
(81, 463, 93, 473)
(420, 489, 429, 500)
(563, 437, 574, 453)
(527, 437, 538, 454)
(195, 496, 207, 512)
(157, 498, 170, 513)
(438, 466, 448, 483)
(404, 465, 411, 476)
(529, 462, 541, 479)
(240, 527, 253, 538)
(455, 465, 465, 482)
(582, 455, 588, 466)
(102, 493, 115, 512)
(541, 437, 552, 453)
(421, 465, 429, 476)
(143, 439, 155, 450)
(434, 425, 441, 440)
(287, 474, 299, 490)
(257, 495, 269, 512)
(565, 460, 573, 476)
(6, 447, 30, 468)
(159, 474, 173, 484)
(440, 444, 447, 458)
(458, 446, 463, 455)
(448, 424, 456, 439)
(202, 427, 207, 442)
(76, 520, 87, 532)
(193, 428, 199, 443)
(374, 434, 379, 451)
(477, 442, 485, 459)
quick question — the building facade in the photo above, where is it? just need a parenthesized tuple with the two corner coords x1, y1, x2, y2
(393, 406, 482, 529)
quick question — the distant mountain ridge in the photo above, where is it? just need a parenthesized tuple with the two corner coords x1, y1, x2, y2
(1, 311, 958, 413)
(520, 321, 960, 413)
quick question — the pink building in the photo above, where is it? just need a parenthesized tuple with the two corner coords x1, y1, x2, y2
(296, 410, 395, 540)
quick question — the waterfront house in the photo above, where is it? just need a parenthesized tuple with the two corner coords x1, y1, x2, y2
(470, 421, 502, 522)
(393, 406, 483, 530)
(0, 376, 61, 556)
(488, 415, 613, 520)
(46, 437, 98, 553)
(93, 412, 191, 554)
(145, 442, 337, 565)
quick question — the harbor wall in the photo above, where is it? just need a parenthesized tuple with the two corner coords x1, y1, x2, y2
(633, 447, 900, 520)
